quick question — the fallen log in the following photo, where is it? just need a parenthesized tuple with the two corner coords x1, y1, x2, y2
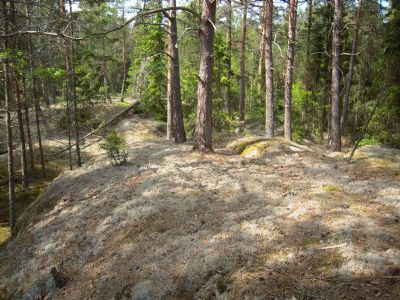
(47, 101, 141, 157)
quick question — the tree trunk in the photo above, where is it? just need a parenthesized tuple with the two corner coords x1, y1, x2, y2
(304, 0, 313, 91)
(223, 0, 232, 115)
(22, 76, 36, 175)
(167, 0, 186, 143)
(238, 0, 248, 121)
(167, 56, 173, 140)
(258, 1, 267, 102)
(2, 0, 16, 235)
(304, 0, 313, 132)
(9, 0, 28, 187)
(166, 1, 173, 140)
(340, 0, 362, 134)
(102, 38, 110, 102)
(283, 0, 298, 141)
(330, 0, 342, 152)
(64, 82, 73, 170)
(26, 7, 46, 177)
(120, 2, 127, 101)
(15, 80, 28, 188)
(60, 0, 82, 166)
(265, 0, 275, 138)
(194, 0, 216, 152)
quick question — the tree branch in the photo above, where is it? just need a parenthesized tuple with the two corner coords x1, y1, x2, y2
(0, 6, 201, 40)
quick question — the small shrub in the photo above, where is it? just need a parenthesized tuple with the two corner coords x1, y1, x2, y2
(99, 130, 128, 166)
(213, 110, 235, 132)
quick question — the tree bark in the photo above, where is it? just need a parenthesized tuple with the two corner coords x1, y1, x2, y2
(22, 75, 36, 175)
(167, 56, 173, 140)
(258, 1, 267, 102)
(304, 0, 313, 91)
(194, 0, 216, 152)
(2, 0, 16, 235)
(223, 0, 232, 115)
(238, 0, 248, 121)
(167, 0, 186, 143)
(26, 7, 46, 177)
(9, 0, 28, 187)
(303, 0, 313, 132)
(340, 0, 362, 134)
(120, 2, 127, 101)
(330, 0, 342, 152)
(15, 79, 28, 187)
(265, 0, 275, 138)
(102, 38, 110, 102)
(283, 0, 298, 141)
(60, 0, 82, 166)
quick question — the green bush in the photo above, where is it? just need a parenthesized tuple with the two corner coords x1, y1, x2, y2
(99, 130, 128, 166)
(213, 110, 235, 131)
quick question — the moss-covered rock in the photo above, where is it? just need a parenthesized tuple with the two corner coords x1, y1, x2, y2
(228, 137, 305, 159)
(225, 136, 267, 154)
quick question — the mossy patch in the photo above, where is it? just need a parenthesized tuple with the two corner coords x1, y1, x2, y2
(239, 138, 304, 159)
(114, 101, 133, 107)
(225, 136, 266, 154)
(315, 251, 344, 272)
(0, 225, 10, 245)
(322, 185, 343, 193)
(241, 142, 270, 159)
(350, 204, 368, 213)
(364, 158, 396, 169)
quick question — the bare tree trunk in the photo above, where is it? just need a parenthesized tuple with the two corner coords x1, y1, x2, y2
(265, 0, 275, 138)
(194, 0, 216, 152)
(166, 2, 173, 140)
(120, 2, 127, 101)
(64, 82, 73, 170)
(30, 52, 46, 177)
(15, 80, 28, 188)
(223, 0, 232, 115)
(167, 56, 173, 140)
(340, 0, 362, 134)
(22, 76, 36, 175)
(2, 0, 16, 235)
(9, 0, 28, 187)
(26, 7, 46, 177)
(283, 0, 298, 141)
(330, 0, 342, 152)
(61, 0, 82, 166)
(102, 38, 110, 102)
(238, 0, 248, 122)
(4, 63, 16, 235)
(304, 0, 313, 132)
(257, 1, 267, 102)
(304, 0, 313, 91)
(167, 0, 186, 143)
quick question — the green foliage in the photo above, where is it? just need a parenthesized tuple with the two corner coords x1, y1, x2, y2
(55, 106, 99, 130)
(99, 130, 128, 166)
(358, 137, 380, 147)
(291, 81, 314, 139)
(184, 112, 197, 138)
(128, 1, 167, 120)
(34, 66, 65, 81)
(213, 110, 235, 132)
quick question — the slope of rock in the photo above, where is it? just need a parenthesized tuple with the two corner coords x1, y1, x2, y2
(1, 119, 400, 299)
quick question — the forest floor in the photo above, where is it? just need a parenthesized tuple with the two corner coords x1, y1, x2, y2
(1, 106, 400, 299)
(0, 100, 133, 243)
